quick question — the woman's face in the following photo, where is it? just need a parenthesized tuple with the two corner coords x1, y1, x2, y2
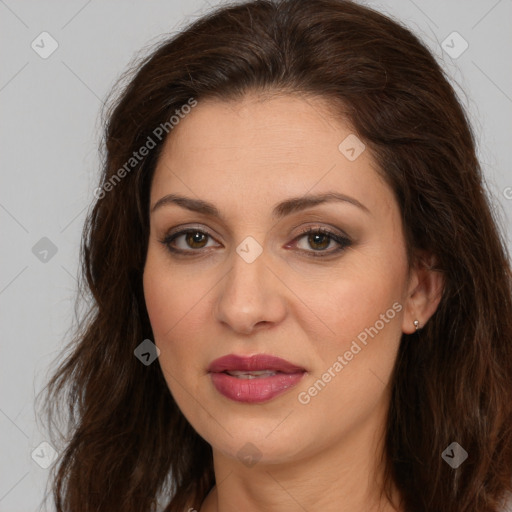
(143, 93, 419, 468)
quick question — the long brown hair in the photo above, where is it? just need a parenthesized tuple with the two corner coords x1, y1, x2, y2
(37, 0, 512, 511)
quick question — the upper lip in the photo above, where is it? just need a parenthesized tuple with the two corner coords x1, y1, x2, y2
(208, 354, 306, 374)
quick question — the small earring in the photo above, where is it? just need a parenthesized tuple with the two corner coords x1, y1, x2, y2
(413, 319, 420, 331)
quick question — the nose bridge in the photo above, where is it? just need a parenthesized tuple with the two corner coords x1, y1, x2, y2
(214, 237, 285, 332)
(225, 240, 269, 308)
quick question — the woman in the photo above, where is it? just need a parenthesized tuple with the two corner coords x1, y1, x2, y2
(38, 0, 512, 511)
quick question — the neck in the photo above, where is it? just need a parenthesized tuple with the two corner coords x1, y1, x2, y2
(199, 402, 402, 512)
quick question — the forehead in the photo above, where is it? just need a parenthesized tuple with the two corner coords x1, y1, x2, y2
(150, 93, 394, 219)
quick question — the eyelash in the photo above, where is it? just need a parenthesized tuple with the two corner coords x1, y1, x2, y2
(159, 225, 352, 258)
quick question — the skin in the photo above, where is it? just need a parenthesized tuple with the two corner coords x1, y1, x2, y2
(142, 92, 444, 512)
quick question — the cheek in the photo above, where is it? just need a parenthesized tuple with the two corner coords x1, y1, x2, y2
(142, 253, 217, 379)
(308, 280, 403, 392)
(306, 252, 406, 343)
(143, 272, 176, 341)
(332, 272, 402, 336)
(299, 251, 406, 396)
(143, 250, 208, 337)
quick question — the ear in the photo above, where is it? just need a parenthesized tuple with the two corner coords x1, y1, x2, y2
(402, 251, 444, 334)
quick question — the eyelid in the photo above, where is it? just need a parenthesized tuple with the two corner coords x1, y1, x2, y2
(293, 223, 350, 240)
(164, 223, 218, 239)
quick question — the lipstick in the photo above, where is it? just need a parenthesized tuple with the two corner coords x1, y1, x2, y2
(208, 354, 307, 403)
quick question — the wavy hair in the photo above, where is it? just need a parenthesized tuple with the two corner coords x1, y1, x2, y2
(38, 0, 512, 511)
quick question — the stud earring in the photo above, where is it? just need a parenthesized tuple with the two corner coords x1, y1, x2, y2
(413, 319, 420, 331)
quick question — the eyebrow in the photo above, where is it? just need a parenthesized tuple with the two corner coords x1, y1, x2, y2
(150, 191, 371, 219)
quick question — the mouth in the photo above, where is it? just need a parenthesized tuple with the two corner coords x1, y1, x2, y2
(221, 369, 284, 379)
(208, 353, 306, 374)
(208, 354, 307, 403)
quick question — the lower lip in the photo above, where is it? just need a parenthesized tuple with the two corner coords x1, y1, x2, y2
(210, 372, 306, 403)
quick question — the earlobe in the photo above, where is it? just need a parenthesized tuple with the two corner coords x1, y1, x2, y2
(402, 252, 444, 334)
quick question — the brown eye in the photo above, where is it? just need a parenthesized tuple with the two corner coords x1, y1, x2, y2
(292, 227, 352, 257)
(184, 231, 208, 249)
(161, 229, 218, 253)
(306, 232, 331, 251)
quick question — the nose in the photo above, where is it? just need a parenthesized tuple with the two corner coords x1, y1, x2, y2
(213, 245, 287, 335)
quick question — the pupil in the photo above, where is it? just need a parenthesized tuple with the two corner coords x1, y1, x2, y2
(187, 232, 206, 248)
(309, 233, 329, 250)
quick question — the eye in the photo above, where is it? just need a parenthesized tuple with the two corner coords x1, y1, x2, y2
(160, 227, 219, 254)
(159, 225, 352, 258)
(290, 226, 352, 257)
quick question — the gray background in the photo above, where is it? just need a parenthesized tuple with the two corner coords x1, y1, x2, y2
(1, 0, 511, 510)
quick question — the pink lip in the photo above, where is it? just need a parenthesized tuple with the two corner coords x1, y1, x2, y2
(208, 354, 307, 403)
(208, 354, 306, 373)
